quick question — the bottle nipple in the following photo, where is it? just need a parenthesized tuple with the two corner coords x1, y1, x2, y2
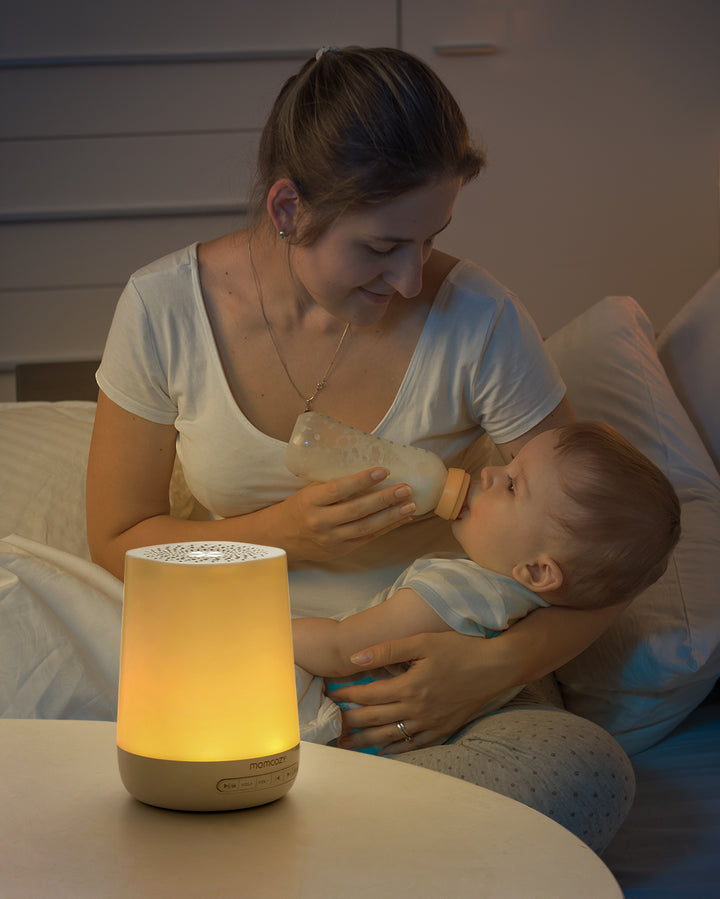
(434, 468, 471, 520)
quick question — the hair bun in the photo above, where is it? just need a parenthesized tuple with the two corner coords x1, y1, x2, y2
(315, 46, 339, 61)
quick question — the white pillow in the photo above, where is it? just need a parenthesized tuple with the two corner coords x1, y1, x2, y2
(0, 402, 96, 560)
(0, 400, 204, 560)
(546, 297, 720, 755)
(656, 269, 720, 473)
(0, 535, 122, 720)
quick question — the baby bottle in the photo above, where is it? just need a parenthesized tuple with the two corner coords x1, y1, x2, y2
(284, 411, 470, 520)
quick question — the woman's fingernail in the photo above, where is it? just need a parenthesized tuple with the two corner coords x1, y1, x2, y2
(371, 468, 389, 481)
(399, 502, 416, 516)
(351, 650, 373, 665)
(394, 485, 412, 499)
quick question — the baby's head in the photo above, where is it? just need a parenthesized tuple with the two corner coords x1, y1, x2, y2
(546, 421, 681, 607)
(452, 421, 681, 609)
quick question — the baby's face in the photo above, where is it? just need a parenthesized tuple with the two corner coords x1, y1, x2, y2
(451, 429, 573, 577)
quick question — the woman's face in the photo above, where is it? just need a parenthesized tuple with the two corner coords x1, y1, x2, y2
(289, 178, 462, 326)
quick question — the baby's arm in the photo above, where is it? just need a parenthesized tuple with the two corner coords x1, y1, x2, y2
(293, 588, 452, 678)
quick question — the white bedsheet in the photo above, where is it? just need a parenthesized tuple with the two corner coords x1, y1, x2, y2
(0, 534, 122, 720)
(0, 533, 341, 742)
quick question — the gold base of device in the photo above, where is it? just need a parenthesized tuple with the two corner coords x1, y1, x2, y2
(117, 743, 300, 811)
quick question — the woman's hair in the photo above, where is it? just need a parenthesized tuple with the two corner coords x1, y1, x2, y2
(550, 421, 681, 608)
(250, 46, 486, 244)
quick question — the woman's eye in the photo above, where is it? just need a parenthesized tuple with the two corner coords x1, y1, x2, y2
(368, 245, 396, 257)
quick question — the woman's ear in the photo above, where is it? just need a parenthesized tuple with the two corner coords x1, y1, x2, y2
(266, 179, 301, 235)
(512, 555, 564, 595)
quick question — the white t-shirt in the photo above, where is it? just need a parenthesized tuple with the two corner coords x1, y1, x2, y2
(373, 553, 549, 636)
(97, 243, 565, 616)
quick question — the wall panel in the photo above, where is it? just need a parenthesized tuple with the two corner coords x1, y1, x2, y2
(0, 1, 398, 377)
(2, 287, 120, 365)
(402, 0, 720, 335)
(0, 132, 257, 220)
(1, 0, 393, 60)
(0, 59, 304, 140)
(0, 214, 243, 290)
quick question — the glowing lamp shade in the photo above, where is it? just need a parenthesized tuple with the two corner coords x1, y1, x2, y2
(117, 542, 300, 811)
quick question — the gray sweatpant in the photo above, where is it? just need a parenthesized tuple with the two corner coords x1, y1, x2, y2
(395, 675, 635, 855)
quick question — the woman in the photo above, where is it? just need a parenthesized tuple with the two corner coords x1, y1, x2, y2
(87, 46, 634, 852)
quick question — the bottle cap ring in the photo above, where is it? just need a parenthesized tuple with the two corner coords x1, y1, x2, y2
(434, 468, 471, 520)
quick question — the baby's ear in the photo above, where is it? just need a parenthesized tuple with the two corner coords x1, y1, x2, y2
(512, 555, 564, 594)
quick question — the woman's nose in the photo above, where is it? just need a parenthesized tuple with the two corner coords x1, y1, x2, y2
(384, 249, 424, 298)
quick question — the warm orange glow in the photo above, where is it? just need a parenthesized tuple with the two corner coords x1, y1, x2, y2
(117, 543, 299, 762)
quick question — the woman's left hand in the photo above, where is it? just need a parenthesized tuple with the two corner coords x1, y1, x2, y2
(328, 630, 511, 754)
(330, 599, 628, 754)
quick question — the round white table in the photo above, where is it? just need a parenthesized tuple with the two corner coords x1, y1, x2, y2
(1, 720, 622, 898)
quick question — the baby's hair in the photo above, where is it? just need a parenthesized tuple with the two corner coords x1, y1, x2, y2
(250, 46, 486, 244)
(551, 421, 681, 608)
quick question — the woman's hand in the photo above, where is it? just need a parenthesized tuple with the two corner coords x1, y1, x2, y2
(87, 390, 416, 577)
(328, 631, 511, 754)
(329, 601, 627, 754)
(277, 467, 417, 562)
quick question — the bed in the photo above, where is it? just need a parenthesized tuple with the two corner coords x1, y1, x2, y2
(1, 272, 718, 896)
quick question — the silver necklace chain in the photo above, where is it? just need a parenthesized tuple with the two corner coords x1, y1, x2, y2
(248, 237, 351, 413)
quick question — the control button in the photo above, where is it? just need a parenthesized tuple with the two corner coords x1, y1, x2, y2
(217, 762, 298, 794)
(217, 776, 257, 792)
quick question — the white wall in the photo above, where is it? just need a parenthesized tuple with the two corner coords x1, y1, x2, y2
(1, 0, 718, 399)
(403, 0, 720, 335)
(0, 0, 397, 398)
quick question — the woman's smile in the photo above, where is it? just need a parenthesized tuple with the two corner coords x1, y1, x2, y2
(358, 286, 396, 304)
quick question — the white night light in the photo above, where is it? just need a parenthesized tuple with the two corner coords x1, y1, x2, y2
(117, 542, 299, 811)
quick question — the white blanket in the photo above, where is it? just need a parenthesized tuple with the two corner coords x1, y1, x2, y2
(0, 535, 122, 720)
(0, 534, 341, 742)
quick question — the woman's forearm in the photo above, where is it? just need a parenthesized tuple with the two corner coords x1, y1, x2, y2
(480, 601, 628, 690)
(332, 600, 630, 752)
(86, 393, 286, 580)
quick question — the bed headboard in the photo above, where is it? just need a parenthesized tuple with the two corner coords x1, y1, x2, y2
(14, 361, 100, 402)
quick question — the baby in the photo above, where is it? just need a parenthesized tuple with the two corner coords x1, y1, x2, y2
(293, 421, 681, 747)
